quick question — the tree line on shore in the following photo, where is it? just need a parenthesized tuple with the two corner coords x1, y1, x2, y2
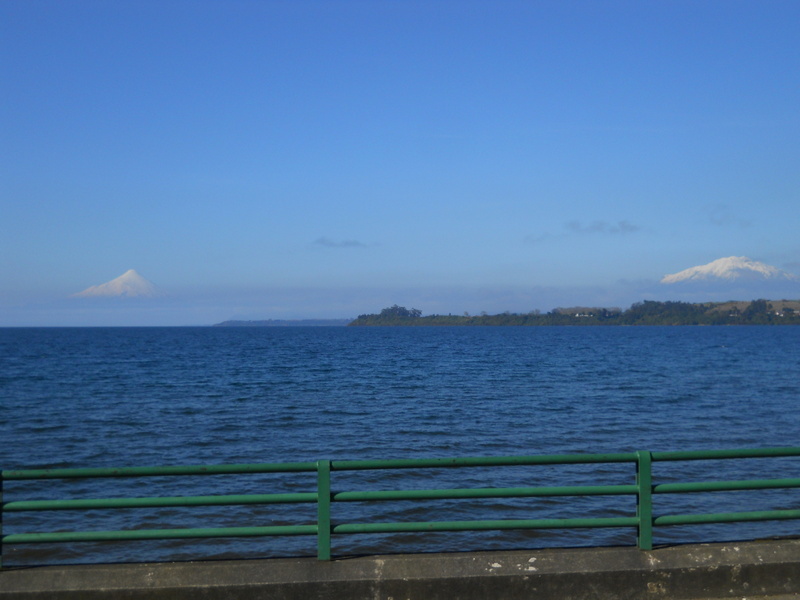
(349, 300, 800, 326)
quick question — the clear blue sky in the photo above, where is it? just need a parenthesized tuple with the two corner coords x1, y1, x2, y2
(3, 1, 799, 325)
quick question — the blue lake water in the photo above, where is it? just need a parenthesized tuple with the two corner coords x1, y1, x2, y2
(1, 325, 799, 564)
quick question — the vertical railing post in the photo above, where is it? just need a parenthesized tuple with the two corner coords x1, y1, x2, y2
(317, 460, 331, 560)
(636, 450, 653, 550)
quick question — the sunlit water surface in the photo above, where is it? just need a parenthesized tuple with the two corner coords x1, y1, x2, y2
(1, 326, 799, 564)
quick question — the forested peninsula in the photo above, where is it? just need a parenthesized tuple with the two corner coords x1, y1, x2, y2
(349, 300, 800, 326)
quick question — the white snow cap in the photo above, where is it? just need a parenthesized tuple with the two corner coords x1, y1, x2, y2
(72, 269, 164, 298)
(661, 256, 798, 284)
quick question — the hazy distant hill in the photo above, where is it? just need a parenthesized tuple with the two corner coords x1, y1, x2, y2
(214, 319, 353, 327)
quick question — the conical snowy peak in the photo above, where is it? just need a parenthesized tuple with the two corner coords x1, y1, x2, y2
(661, 256, 798, 284)
(72, 270, 165, 298)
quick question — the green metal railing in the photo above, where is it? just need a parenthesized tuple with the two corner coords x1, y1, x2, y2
(2, 447, 800, 567)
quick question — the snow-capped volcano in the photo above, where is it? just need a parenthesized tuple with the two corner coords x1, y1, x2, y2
(72, 270, 164, 298)
(661, 256, 798, 284)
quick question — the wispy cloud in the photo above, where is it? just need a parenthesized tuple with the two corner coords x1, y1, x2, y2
(565, 220, 640, 235)
(525, 220, 640, 244)
(313, 237, 369, 249)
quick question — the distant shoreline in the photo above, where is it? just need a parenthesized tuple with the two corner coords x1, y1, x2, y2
(209, 299, 800, 327)
(348, 300, 800, 326)
(213, 319, 353, 327)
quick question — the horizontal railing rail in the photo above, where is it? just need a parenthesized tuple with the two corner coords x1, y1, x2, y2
(2, 447, 799, 567)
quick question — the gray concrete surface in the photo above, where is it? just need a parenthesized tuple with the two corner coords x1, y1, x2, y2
(1, 538, 799, 599)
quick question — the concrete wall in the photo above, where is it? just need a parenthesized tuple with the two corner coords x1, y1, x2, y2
(2, 538, 799, 599)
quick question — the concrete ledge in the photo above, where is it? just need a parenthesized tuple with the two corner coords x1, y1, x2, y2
(2, 539, 799, 599)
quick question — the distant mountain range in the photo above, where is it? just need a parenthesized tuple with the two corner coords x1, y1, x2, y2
(72, 269, 165, 298)
(661, 256, 798, 284)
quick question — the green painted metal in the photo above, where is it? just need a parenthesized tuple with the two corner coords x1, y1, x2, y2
(655, 509, 800, 526)
(654, 478, 800, 494)
(2, 461, 317, 481)
(636, 451, 653, 550)
(334, 517, 639, 534)
(652, 447, 800, 461)
(2, 446, 800, 566)
(3, 492, 317, 512)
(333, 452, 637, 471)
(317, 459, 332, 561)
(333, 484, 638, 502)
(3, 524, 317, 544)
